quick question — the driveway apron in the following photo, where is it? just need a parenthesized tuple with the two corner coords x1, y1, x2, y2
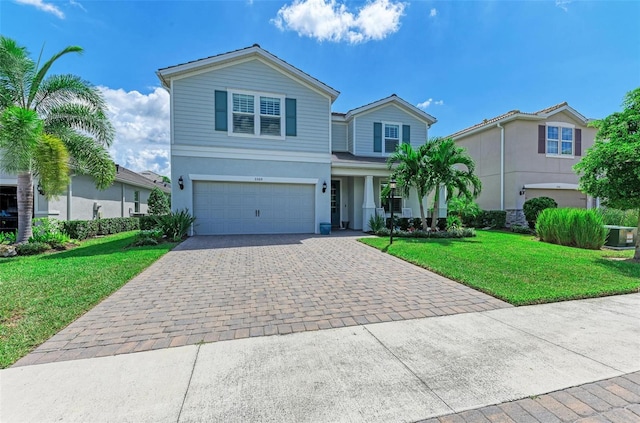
(15, 233, 510, 366)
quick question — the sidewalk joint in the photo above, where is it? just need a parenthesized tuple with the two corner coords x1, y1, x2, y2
(177, 344, 201, 423)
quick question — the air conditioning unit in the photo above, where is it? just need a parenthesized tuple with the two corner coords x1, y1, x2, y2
(604, 225, 637, 248)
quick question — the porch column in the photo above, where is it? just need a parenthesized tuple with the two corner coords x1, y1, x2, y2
(362, 175, 376, 231)
(66, 178, 72, 221)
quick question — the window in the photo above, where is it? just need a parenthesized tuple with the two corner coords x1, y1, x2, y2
(134, 191, 140, 213)
(229, 90, 284, 138)
(380, 182, 402, 214)
(547, 124, 573, 156)
(384, 124, 400, 153)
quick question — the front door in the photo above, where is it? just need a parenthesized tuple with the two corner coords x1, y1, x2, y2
(331, 180, 340, 228)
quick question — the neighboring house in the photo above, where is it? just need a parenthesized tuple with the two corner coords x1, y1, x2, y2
(448, 102, 597, 226)
(157, 44, 437, 235)
(0, 166, 170, 233)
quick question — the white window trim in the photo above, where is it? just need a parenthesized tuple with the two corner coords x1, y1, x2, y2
(381, 121, 403, 156)
(545, 122, 575, 158)
(227, 88, 285, 140)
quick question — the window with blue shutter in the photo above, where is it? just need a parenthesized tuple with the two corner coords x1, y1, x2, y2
(214, 90, 227, 131)
(373, 122, 382, 152)
(402, 125, 410, 144)
(285, 98, 297, 136)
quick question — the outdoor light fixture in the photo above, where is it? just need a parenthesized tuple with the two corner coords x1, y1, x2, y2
(322, 181, 327, 193)
(519, 186, 526, 196)
(389, 179, 396, 245)
(37, 182, 45, 196)
(115, 163, 120, 174)
(178, 176, 184, 190)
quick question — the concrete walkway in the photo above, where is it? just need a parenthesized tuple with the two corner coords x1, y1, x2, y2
(2, 294, 639, 423)
(15, 234, 508, 367)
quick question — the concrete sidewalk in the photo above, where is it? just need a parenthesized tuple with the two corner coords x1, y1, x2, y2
(2, 294, 639, 423)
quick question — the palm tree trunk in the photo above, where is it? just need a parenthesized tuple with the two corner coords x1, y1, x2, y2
(419, 200, 428, 231)
(17, 172, 34, 243)
(635, 208, 640, 261)
(431, 188, 440, 231)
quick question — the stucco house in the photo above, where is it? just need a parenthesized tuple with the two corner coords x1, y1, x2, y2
(448, 102, 597, 226)
(157, 44, 437, 235)
(0, 166, 170, 232)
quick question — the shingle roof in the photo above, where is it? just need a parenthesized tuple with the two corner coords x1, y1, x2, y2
(332, 152, 388, 165)
(447, 102, 575, 139)
(115, 166, 171, 193)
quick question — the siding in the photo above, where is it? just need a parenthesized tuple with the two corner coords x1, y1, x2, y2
(172, 58, 330, 154)
(347, 120, 354, 153)
(354, 104, 428, 157)
(331, 122, 348, 152)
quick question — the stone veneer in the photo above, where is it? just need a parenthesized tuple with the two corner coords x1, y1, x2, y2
(506, 209, 528, 227)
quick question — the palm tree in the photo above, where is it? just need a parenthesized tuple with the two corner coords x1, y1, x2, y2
(0, 36, 115, 243)
(427, 138, 481, 231)
(386, 142, 436, 230)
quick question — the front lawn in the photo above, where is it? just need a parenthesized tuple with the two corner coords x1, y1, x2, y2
(360, 231, 639, 306)
(0, 231, 177, 368)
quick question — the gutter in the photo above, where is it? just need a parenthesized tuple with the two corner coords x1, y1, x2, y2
(497, 123, 505, 211)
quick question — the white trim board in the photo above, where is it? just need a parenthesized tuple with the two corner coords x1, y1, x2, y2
(172, 145, 331, 164)
(524, 183, 580, 190)
(189, 175, 319, 185)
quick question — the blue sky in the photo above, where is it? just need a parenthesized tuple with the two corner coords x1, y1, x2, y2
(3, 0, 639, 176)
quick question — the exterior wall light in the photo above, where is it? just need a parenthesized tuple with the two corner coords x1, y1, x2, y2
(178, 176, 184, 190)
(37, 182, 45, 196)
(519, 186, 526, 196)
(322, 181, 327, 193)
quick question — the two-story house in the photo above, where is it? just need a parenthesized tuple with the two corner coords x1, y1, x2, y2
(448, 103, 597, 226)
(157, 45, 436, 235)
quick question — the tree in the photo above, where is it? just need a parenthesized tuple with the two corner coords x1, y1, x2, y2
(0, 36, 114, 243)
(148, 187, 170, 215)
(574, 87, 640, 261)
(386, 143, 436, 230)
(425, 138, 482, 231)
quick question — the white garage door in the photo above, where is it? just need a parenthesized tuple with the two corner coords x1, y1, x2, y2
(525, 189, 587, 208)
(193, 182, 315, 235)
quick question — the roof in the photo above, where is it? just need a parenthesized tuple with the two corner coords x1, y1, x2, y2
(115, 166, 171, 194)
(331, 152, 388, 167)
(343, 94, 437, 125)
(156, 44, 340, 102)
(448, 102, 591, 139)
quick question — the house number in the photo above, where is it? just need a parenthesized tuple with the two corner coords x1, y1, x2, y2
(254, 177, 263, 182)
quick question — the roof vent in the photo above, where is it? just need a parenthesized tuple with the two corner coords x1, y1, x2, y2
(252, 43, 261, 48)
(391, 93, 397, 97)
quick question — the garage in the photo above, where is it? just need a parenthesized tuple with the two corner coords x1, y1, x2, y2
(525, 188, 587, 208)
(192, 181, 315, 235)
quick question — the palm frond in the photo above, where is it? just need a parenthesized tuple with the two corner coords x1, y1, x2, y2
(33, 74, 107, 114)
(0, 36, 36, 109)
(59, 128, 115, 189)
(0, 106, 42, 173)
(44, 103, 114, 146)
(27, 45, 83, 108)
(33, 133, 70, 197)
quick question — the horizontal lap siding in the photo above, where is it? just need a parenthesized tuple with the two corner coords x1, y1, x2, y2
(173, 59, 330, 154)
(354, 105, 427, 157)
(332, 122, 348, 151)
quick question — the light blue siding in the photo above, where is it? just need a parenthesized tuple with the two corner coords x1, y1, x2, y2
(173, 59, 331, 154)
(347, 120, 354, 153)
(354, 104, 428, 157)
(331, 122, 347, 152)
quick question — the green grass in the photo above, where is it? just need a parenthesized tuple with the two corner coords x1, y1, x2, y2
(360, 231, 639, 306)
(0, 232, 177, 368)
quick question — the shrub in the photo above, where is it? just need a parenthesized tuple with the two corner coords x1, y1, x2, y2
(523, 197, 557, 229)
(30, 218, 71, 247)
(510, 225, 532, 234)
(132, 229, 164, 247)
(139, 215, 159, 230)
(463, 210, 506, 229)
(61, 220, 99, 240)
(448, 197, 480, 223)
(148, 188, 170, 216)
(374, 227, 476, 239)
(368, 214, 385, 232)
(16, 241, 50, 256)
(61, 217, 139, 240)
(536, 208, 607, 250)
(446, 215, 462, 231)
(599, 208, 639, 227)
(0, 231, 16, 245)
(153, 208, 196, 241)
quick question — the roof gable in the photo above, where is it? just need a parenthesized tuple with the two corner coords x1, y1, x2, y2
(157, 44, 340, 102)
(344, 94, 437, 125)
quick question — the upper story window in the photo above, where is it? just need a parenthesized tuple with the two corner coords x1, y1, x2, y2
(374, 121, 409, 155)
(546, 124, 573, 156)
(226, 90, 285, 139)
(384, 124, 400, 153)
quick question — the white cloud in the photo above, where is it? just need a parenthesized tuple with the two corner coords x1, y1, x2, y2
(15, 0, 64, 18)
(555, 0, 571, 11)
(416, 98, 443, 110)
(99, 86, 171, 176)
(69, 0, 86, 12)
(272, 0, 406, 44)
(429, 8, 437, 17)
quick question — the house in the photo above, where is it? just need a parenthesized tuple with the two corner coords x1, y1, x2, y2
(156, 44, 437, 235)
(448, 102, 597, 226)
(0, 166, 170, 232)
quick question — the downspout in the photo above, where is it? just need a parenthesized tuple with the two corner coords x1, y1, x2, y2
(497, 123, 505, 211)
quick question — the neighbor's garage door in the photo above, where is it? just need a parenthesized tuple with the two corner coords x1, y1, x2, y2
(193, 182, 315, 235)
(525, 189, 586, 208)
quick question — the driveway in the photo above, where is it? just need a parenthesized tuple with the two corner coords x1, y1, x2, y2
(15, 233, 510, 366)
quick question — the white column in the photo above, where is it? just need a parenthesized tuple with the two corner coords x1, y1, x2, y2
(66, 178, 72, 220)
(438, 185, 448, 218)
(362, 175, 376, 231)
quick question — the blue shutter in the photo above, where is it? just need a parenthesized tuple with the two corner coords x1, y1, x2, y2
(402, 125, 410, 144)
(373, 122, 382, 152)
(285, 98, 297, 136)
(215, 90, 227, 131)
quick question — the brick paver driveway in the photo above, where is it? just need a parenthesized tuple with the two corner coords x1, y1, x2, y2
(16, 233, 510, 366)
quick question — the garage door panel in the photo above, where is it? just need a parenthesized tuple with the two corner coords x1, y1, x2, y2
(525, 189, 586, 209)
(193, 181, 315, 235)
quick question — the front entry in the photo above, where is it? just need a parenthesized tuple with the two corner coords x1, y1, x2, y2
(331, 180, 340, 228)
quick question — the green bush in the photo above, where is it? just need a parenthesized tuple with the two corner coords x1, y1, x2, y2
(536, 208, 607, 250)
(152, 208, 196, 241)
(0, 231, 16, 245)
(61, 217, 139, 240)
(599, 208, 639, 227)
(463, 210, 506, 228)
(448, 197, 480, 223)
(61, 220, 99, 240)
(132, 229, 164, 247)
(523, 197, 557, 229)
(139, 215, 159, 230)
(446, 215, 462, 231)
(148, 188, 170, 216)
(368, 214, 385, 232)
(30, 218, 71, 246)
(510, 224, 532, 234)
(16, 241, 50, 256)
(374, 227, 476, 239)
